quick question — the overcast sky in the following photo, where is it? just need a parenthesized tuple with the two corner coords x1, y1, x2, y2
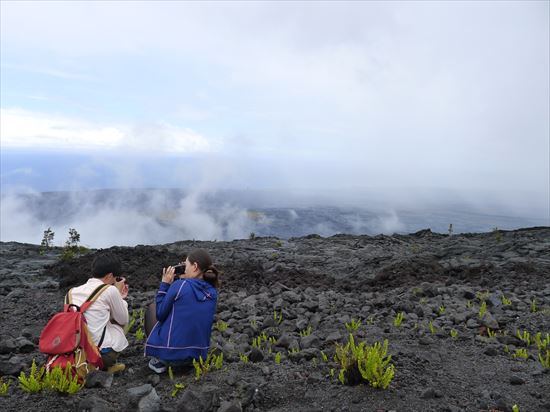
(1, 1, 549, 217)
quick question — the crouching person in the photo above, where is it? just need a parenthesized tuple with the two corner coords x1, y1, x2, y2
(69, 251, 129, 373)
(145, 248, 219, 373)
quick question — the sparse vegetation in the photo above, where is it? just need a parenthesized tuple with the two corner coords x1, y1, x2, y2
(438, 305, 445, 316)
(450, 329, 458, 339)
(478, 301, 487, 319)
(273, 310, 283, 325)
(40, 227, 55, 251)
(299, 326, 312, 337)
(501, 294, 512, 306)
(274, 352, 281, 364)
(345, 318, 361, 332)
(171, 383, 185, 397)
(516, 330, 531, 347)
(19, 360, 82, 394)
(512, 348, 528, 360)
(239, 353, 249, 363)
(530, 298, 537, 313)
(215, 320, 228, 332)
(135, 327, 146, 341)
(428, 320, 436, 335)
(334, 334, 395, 389)
(393, 312, 404, 328)
(538, 349, 550, 368)
(193, 352, 223, 381)
(0, 377, 11, 396)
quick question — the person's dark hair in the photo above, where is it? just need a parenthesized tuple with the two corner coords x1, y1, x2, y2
(187, 248, 220, 288)
(92, 251, 121, 278)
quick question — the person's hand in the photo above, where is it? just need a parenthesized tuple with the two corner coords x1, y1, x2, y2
(114, 277, 126, 294)
(162, 266, 175, 284)
(121, 282, 129, 299)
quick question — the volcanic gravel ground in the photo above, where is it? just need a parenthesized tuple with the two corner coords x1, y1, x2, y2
(1, 227, 549, 411)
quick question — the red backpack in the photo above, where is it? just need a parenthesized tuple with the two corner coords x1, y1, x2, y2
(39, 284, 110, 382)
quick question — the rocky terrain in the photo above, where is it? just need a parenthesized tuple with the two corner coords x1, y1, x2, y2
(0, 227, 549, 412)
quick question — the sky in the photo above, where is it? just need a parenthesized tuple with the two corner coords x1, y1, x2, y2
(0, 1, 549, 245)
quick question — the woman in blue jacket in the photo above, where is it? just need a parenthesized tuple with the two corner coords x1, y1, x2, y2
(145, 248, 219, 373)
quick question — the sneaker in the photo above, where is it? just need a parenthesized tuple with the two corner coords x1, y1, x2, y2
(107, 363, 126, 374)
(148, 357, 167, 374)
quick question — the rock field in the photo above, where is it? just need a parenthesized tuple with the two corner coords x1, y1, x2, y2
(0, 227, 549, 411)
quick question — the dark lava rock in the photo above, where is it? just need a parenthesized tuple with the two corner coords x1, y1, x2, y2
(84, 370, 113, 388)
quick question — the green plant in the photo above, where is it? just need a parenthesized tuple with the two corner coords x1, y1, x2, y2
(0, 377, 11, 396)
(171, 383, 185, 397)
(419, 297, 428, 305)
(329, 368, 335, 379)
(478, 301, 487, 319)
(135, 327, 146, 341)
(345, 318, 361, 332)
(492, 227, 502, 242)
(249, 232, 256, 240)
(18, 359, 44, 393)
(274, 352, 281, 364)
(274, 240, 283, 248)
(512, 348, 528, 360)
(534, 332, 549, 351)
(65, 228, 81, 248)
(239, 353, 249, 363)
(438, 305, 446, 316)
(215, 320, 228, 332)
(516, 330, 531, 347)
(538, 349, 550, 368)
(487, 328, 496, 338)
(334, 334, 394, 389)
(40, 227, 55, 250)
(450, 329, 458, 339)
(393, 312, 404, 328)
(19, 360, 82, 395)
(320, 351, 328, 362)
(299, 326, 312, 337)
(273, 310, 283, 325)
(530, 298, 537, 313)
(41, 364, 82, 394)
(168, 366, 174, 380)
(466, 300, 472, 309)
(428, 320, 436, 335)
(476, 291, 489, 302)
(193, 352, 223, 381)
(501, 294, 512, 306)
(288, 347, 300, 355)
(512, 405, 520, 412)
(366, 315, 375, 325)
(250, 319, 257, 329)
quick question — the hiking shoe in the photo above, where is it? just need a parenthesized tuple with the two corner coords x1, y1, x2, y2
(148, 358, 166, 374)
(107, 363, 126, 374)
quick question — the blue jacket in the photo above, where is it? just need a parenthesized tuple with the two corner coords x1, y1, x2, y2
(144, 278, 218, 362)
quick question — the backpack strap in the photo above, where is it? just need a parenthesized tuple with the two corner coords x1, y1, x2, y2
(80, 284, 111, 313)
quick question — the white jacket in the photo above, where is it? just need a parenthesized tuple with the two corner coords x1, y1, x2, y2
(69, 278, 129, 352)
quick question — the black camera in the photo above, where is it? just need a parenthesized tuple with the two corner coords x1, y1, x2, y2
(173, 264, 185, 275)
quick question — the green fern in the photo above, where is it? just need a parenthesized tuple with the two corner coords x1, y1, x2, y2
(334, 334, 395, 389)
(18, 359, 44, 393)
(0, 377, 11, 396)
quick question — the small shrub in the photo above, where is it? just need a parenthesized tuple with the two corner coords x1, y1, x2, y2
(512, 348, 528, 360)
(535, 332, 549, 351)
(516, 330, 531, 347)
(530, 298, 537, 313)
(428, 320, 436, 335)
(274, 352, 281, 364)
(171, 383, 185, 397)
(41, 364, 82, 394)
(450, 329, 458, 339)
(478, 301, 487, 320)
(487, 328, 496, 338)
(334, 334, 395, 389)
(501, 294, 512, 306)
(512, 405, 520, 412)
(320, 351, 328, 362)
(40, 227, 55, 250)
(0, 377, 11, 396)
(538, 349, 549, 368)
(345, 318, 361, 332)
(273, 310, 283, 325)
(239, 353, 249, 364)
(299, 326, 312, 337)
(215, 320, 228, 333)
(135, 327, 146, 341)
(193, 352, 223, 381)
(393, 312, 404, 328)
(438, 305, 445, 316)
(18, 359, 44, 393)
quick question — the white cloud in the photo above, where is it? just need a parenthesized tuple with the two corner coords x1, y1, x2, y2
(0, 108, 217, 154)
